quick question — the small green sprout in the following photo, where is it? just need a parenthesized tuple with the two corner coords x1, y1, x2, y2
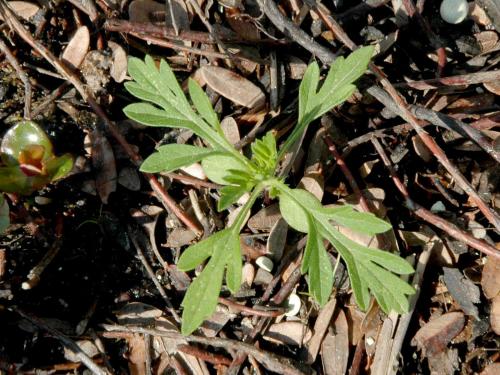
(124, 47, 416, 335)
(0, 121, 74, 195)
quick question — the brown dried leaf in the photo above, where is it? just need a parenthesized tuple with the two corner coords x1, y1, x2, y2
(127, 334, 147, 375)
(165, 0, 190, 35)
(263, 321, 312, 346)
(225, 12, 261, 41)
(118, 167, 141, 191)
(0, 1, 39, 21)
(484, 81, 500, 96)
(128, 0, 164, 22)
(201, 66, 265, 108)
(303, 298, 337, 364)
(412, 312, 465, 357)
(412, 135, 433, 162)
(64, 340, 99, 362)
(108, 41, 128, 83)
(443, 267, 480, 318)
(490, 294, 500, 335)
(220, 117, 240, 145)
(481, 362, 500, 375)
(61, 26, 90, 69)
(321, 309, 349, 375)
(248, 203, 282, 232)
(475, 31, 499, 53)
(481, 256, 500, 299)
(266, 218, 288, 261)
(86, 130, 117, 204)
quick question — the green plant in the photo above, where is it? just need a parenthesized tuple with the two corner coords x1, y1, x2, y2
(0, 121, 74, 195)
(124, 47, 415, 335)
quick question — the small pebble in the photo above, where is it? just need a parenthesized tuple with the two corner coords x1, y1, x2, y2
(255, 256, 273, 272)
(440, 0, 468, 24)
(34, 196, 51, 205)
(242, 262, 255, 286)
(284, 293, 301, 317)
(430, 201, 446, 213)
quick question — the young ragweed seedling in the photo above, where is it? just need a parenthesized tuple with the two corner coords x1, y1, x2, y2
(124, 46, 415, 335)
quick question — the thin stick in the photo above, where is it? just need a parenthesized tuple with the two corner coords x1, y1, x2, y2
(101, 325, 307, 375)
(128, 226, 181, 323)
(394, 69, 500, 90)
(13, 308, 108, 375)
(0, 1, 202, 236)
(218, 297, 286, 317)
(256, 0, 336, 64)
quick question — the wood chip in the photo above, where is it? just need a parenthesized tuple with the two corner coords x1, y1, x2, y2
(412, 311, 465, 357)
(200, 66, 265, 108)
(61, 26, 90, 69)
(481, 256, 500, 299)
(63, 340, 99, 362)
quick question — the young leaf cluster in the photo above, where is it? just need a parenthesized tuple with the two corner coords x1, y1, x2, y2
(124, 47, 415, 336)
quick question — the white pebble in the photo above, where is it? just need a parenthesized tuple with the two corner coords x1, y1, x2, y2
(284, 293, 301, 317)
(440, 0, 468, 24)
(255, 256, 273, 272)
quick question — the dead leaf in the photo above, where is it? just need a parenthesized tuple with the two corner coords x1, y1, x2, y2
(201, 66, 265, 108)
(412, 135, 433, 162)
(412, 311, 465, 357)
(303, 298, 337, 363)
(225, 12, 261, 41)
(288, 56, 308, 80)
(128, 0, 164, 22)
(490, 294, 500, 335)
(64, 340, 99, 362)
(484, 81, 500, 96)
(263, 321, 312, 346)
(118, 167, 141, 191)
(108, 41, 128, 83)
(87, 129, 117, 204)
(248, 203, 282, 232)
(115, 302, 163, 325)
(266, 218, 288, 261)
(0, 1, 40, 21)
(321, 309, 349, 375)
(61, 26, 90, 69)
(481, 256, 500, 299)
(127, 334, 147, 375)
(470, 2, 493, 26)
(443, 267, 480, 318)
(165, 227, 197, 248)
(475, 31, 499, 53)
(165, 0, 190, 35)
(220, 117, 241, 145)
(481, 362, 500, 375)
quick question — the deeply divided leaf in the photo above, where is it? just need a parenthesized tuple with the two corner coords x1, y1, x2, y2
(140, 144, 218, 173)
(178, 229, 241, 335)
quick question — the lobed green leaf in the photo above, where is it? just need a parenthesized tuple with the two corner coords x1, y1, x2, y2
(201, 154, 250, 185)
(188, 78, 220, 131)
(140, 144, 217, 173)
